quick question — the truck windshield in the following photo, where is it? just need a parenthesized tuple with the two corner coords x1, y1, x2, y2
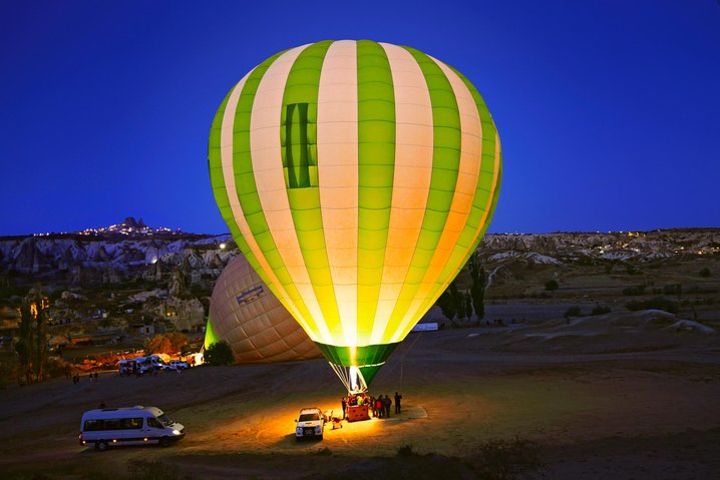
(299, 413, 319, 422)
(157, 414, 174, 426)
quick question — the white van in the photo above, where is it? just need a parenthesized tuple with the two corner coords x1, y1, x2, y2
(79, 406, 184, 450)
(117, 359, 138, 376)
(134, 355, 166, 375)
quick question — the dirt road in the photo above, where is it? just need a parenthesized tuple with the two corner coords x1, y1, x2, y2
(1, 327, 719, 479)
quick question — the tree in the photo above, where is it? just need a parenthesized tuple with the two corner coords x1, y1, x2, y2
(32, 291, 48, 382)
(15, 301, 33, 384)
(468, 253, 486, 320)
(14, 288, 49, 384)
(437, 285, 458, 321)
(144, 332, 189, 355)
(166, 332, 188, 352)
(447, 282, 467, 322)
(145, 335, 173, 355)
(205, 341, 235, 366)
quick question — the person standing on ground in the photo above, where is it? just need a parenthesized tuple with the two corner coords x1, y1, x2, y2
(383, 395, 391, 417)
(341, 397, 347, 419)
(375, 396, 383, 418)
(394, 392, 402, 414)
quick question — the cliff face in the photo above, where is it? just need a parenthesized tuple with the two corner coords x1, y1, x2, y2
(479, 229, 719, 264)
(1, 227, 717, 282)
(0, 221, 717, 336)
(0, 235, 233, 276)
(0, 219, 236, 333)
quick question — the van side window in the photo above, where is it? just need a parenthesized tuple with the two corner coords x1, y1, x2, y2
(103, 419, 124, 430)
(84, 417, 144, 430)
(124, 418, 143, 429)
(147, 417, 164, 429)
(84, 419, 104, 431)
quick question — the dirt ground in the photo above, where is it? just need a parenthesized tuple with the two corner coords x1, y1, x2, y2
(1, 322, 719, 479)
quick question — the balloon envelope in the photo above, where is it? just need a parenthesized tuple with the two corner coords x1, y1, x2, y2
(208, 40, 501, 389)
(208, 254, 320, 363)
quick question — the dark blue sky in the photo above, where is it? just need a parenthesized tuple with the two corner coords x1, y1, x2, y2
(1, 0, 718, 235)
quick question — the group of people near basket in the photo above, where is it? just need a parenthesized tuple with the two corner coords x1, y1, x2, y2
(341, 391, 402, 419)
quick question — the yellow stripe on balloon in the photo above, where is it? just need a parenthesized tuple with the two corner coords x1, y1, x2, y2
(370, 42, 435, 346)
(249, 45, 333, 344)
(392, 56, 484, 342)
(220, 69, 314, 338)
(317, 40, 359, 347)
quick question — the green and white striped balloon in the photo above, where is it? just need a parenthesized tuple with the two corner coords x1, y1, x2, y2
(208, 40, 501, 388)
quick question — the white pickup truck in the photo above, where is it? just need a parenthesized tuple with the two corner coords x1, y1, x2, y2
(294, 407, 325, 440)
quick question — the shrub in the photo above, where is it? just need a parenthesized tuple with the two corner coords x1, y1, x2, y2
(544, 280, 559, 291)
(625, 264, 641, 275)
(699, 267, 711, 278)
(397, 444, 416, 457)
(662, 284, 682, 296)
(622, 285, 646, 296)
(204, 341, 235, 366)
(468, 437, 544, 480)
(625, 296, 679, 314)
(564, 306, 582, 318)
(590, 305, 611, 316)
(127, 460, 189, 480)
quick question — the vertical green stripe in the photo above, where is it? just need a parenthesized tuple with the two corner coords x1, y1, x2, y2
(383, 46, 462, 338)
(207, 83, 273, 306)
(230, 49, 323, 339)
(356, 40, 396, 342)
(280, 41, 345, 339)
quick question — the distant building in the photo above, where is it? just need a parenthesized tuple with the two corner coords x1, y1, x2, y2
(131, 323, 156, 336)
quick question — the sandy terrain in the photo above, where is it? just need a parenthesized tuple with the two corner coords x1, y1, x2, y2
(1, 315, 719, 479)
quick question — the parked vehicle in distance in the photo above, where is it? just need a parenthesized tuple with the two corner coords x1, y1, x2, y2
(168, 360, 190, 370)
(118, 359, 138, 376)
(79, 406, 184, 451)
(135, 355, 166, 374)
(294, 407, 325, 440)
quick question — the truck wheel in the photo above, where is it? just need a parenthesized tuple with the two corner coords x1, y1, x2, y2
(95, 441, 108, 451)
(159, 437, 171, 447)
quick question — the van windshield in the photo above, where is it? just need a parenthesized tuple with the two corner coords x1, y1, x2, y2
(299, 413, 319, 422)
(157, 414, 174, 426)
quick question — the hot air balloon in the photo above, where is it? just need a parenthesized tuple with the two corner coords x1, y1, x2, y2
(208, 40, 502, 392)
(207, 254, 320, 363)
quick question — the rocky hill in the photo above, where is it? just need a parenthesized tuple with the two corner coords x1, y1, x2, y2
(0, 217, 234, 284)
(0, 220, 717, 343)
(1, 221, 717, 286)
(478, 229, 719, 268)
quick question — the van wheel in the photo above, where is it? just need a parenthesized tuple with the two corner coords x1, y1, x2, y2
(95, 441, 108, 451)
(159, 437, 171, 447)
